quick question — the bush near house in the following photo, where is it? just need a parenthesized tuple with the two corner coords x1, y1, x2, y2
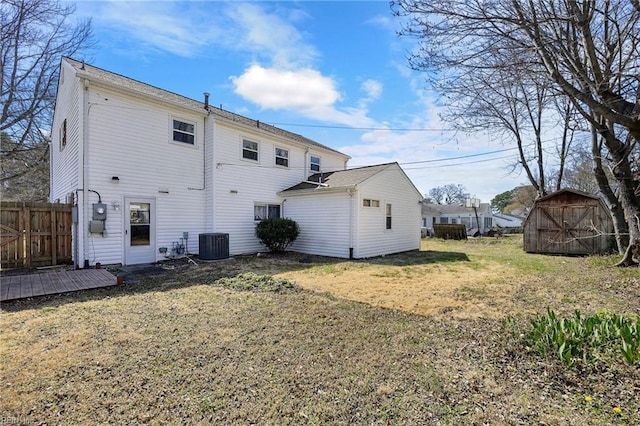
(255, 218, 300, 253)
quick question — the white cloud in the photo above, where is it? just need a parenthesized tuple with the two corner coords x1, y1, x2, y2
(361, 79, 382, 100)
(230, 65, 339, 109)
(227, 3, 317, 68)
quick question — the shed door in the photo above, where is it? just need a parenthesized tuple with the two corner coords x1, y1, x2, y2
(124, 198, 156, 265)
(537, 204, 596, 254)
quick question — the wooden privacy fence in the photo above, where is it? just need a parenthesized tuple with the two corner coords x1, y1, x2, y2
(1, 202, 73, 269)
(433, 224, 467, 240)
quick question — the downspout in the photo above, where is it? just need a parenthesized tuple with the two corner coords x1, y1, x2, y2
(80, 78, 90, 268)
(304, 148, 309, 180)
(347, 188, 354, 259)
(188, 92, 210, 191)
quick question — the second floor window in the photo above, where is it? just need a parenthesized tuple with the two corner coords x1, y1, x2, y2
(275, 147, 289, 167)
(243, 139, 259, 161)
(172, 119, 195, 145)
(310, 156, 321, 172)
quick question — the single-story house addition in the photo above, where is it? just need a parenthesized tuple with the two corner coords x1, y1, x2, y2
(280, 163, 423, 259)
(50, 57, 423, 266)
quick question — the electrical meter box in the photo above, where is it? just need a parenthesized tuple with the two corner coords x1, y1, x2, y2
(92, 203, 107, 221)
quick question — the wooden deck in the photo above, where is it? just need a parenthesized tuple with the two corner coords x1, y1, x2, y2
(1, 269, 117, 302)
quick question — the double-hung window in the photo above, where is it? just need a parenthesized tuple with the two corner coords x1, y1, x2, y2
(310, 156, 321, 173)
(275, 147, 289, 167)
(254, 203, 281, 221)
(59, 118, 67, 150)
(243, 139, 259, 161)
(386, 204, 392, 230)
(172, 119, 195, 145)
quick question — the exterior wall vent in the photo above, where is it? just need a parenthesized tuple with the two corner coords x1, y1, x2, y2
(199, 233, 229, 260)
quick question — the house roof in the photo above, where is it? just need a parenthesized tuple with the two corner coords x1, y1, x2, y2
(62, 57, 348, 159)
(279, 163, 397, 194)
(422, 202, 491, 216)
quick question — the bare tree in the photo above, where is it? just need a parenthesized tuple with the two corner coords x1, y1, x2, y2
(428, 184, 469, 205)
(0, 0, 92, 201)
(393, 0, 640, 265)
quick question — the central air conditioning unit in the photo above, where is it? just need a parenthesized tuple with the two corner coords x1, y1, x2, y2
(199, 233, 229, 260)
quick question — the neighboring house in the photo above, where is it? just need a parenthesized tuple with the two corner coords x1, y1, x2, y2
(492, 213, 524, 230)
(420, 204, 442, 236)
(50, 58, 423, 266)
(422, 202, 493, 234)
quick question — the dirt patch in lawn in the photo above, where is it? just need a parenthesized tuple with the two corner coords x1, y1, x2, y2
(279, 261, 518, 319)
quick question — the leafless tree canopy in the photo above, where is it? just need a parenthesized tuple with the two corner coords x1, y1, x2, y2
(393, 0, 640, 265)
(0, 0, 92, 200)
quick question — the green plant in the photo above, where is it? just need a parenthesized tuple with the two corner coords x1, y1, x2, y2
(255, 218, 300, 253)
(523, 308, 639, 366)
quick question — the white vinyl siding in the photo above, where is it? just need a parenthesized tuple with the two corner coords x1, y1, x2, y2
(286, 193, 352, 258)
(355, 166, 421, 258)
(211, 123, 348, 255)
(79, 84, 208, 265)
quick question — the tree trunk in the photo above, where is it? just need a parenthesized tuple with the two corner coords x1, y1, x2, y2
(590, 128, 629, 254)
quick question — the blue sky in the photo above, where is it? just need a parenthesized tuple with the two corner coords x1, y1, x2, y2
(72, 0, 526, 202)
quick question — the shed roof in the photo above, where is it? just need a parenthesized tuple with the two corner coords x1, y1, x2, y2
(62, 57, 348, 158)
(535, 188, 601, 203)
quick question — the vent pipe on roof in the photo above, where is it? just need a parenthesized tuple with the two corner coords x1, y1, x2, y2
(203, 92, 210, 111)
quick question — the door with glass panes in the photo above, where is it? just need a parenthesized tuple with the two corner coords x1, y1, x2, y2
(124, 198, 155, 264)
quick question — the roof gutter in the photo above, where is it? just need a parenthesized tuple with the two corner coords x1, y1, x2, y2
(277, 185, 356, 197)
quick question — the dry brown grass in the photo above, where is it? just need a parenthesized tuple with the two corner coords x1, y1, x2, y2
(1, 235, 639, 425)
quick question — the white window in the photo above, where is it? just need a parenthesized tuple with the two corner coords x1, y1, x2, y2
(275, 147, 289, 167)
(440, 217, 449, 224)
(386, 204, 392, 230)
(484, 217, 493, 229)
(363, 199, 380, 207)
(172, 119, 195, 145)
(254, 203, 281, 221)
(59, 118, 67, 151)
(243, 139, 259, 161)
(310, 156, 321, 172)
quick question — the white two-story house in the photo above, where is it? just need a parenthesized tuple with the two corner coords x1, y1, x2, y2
(50, 58, 423, 266)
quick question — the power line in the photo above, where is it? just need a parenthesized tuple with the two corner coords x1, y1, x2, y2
(268, 122, 457, 132)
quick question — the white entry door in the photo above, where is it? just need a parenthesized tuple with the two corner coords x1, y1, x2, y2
(124, 198, 156, 265)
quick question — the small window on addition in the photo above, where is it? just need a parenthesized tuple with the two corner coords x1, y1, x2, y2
(362, 199, 380, 207)
(243, 139, 259, 161)
(172, 119, 195, 145)
(386, 204, 392, 229)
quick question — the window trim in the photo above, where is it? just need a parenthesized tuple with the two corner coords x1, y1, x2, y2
(310, 155, 321, 173)
(170, 117, 196, 146)
(242, 138, 259, 162)
(275, 147, 289, 168)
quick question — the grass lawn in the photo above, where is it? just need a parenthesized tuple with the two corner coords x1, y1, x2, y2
(1, 235, 639, 425)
